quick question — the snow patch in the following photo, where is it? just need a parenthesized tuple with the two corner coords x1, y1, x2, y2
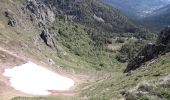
(3, 62, 74, 95)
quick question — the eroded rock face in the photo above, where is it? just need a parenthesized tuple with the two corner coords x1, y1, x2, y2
(40, 29, 56, 48)
(26, 0, 55, 24)
(25, 0, 56, 48)
(124, 27, 170, 73)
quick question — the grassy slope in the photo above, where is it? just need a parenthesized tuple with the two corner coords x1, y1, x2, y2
(11, 53, 170, 100)
(80, 53, 170, 99)
(0, 0, 93, 73)
(0, 0, 170, 100)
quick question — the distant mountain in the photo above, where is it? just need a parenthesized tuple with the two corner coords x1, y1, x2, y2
(149, 4, 170, 16)
(102, 0, 170, 19)
(43, 0, 139, 33)
(141, 4, 170, 31)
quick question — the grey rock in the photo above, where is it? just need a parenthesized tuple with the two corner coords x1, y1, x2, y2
(26, 0, 55, 23)
(26, 0, 39, 16)
(4, 9, 17, 27)
(4, 9, 13, 17)
(8, 18, 17, 27)
(47, 58, 55, 65)
(40, 29, 56, 48)
(23, 0, 56, 48)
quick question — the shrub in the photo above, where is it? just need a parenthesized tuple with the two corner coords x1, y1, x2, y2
(160, 90, 170, 99)
(116, 40, 146, 62)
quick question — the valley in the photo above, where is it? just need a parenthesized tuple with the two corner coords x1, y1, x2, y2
(0, 0, 170, 100)
(103, 0, 170, 31)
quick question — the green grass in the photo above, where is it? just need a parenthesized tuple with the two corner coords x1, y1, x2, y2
(0, 0, 170, 100)
(79, 53, 170, 99)
(51, 20, 121, 71)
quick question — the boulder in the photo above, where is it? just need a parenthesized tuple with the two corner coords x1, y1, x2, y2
(4, 9, 13, 17)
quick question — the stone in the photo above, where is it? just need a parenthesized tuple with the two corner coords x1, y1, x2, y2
(4, 9, 13, 17)
(47, 58, 55, 65)
(8, 18, 17, 27)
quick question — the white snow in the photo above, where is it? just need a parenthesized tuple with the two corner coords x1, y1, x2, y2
(3, 62, 75, 95)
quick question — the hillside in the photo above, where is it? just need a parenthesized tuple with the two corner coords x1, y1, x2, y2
(0, 0, 170, 100)
(43, 0, 137, 33)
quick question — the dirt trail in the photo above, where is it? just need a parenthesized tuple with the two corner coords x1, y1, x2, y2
(0, 47, 81, 100)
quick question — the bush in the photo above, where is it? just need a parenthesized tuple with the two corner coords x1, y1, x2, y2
(116, 40, 147, 62)
(116, 53, 127, 63)
(160, 90, 170, 99)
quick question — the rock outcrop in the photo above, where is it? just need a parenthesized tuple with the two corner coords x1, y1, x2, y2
(124, 26, 170, 73)
(4, 9, 17, 27)
(25, 0, 55, 24)
(40, 29, 56, 48)
(24, 0, 56, 48)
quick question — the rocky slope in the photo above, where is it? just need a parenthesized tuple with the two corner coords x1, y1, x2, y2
(125, 26, 170, 73)
(1, 0, 58, 49)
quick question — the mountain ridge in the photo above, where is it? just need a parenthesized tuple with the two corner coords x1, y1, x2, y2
(102, 0, 170, 19)
(141, 4, 170, 31)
